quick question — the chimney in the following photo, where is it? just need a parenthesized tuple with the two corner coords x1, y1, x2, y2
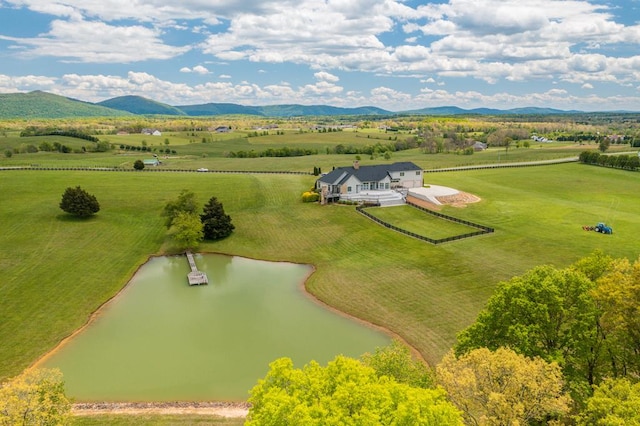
(353, 160, 360, 170)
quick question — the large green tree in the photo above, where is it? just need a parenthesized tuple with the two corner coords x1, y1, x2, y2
(0, 368, 71, 425)
(455, 261, 604, 398)
(162, 189, 198, 228)
(200, 196, 234, 240)
(168, 211, 203, 250)
(247, 356, 463, 425)
(437, 347, 571, 425)
(59, 186, 100, 217)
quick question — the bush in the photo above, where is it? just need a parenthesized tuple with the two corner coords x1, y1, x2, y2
(302, 191, 320, 202)
(59, 186, 100, 217)
(133, 159, 145, 170)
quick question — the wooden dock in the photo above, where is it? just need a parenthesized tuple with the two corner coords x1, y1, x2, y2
(186, 252, 208, 285)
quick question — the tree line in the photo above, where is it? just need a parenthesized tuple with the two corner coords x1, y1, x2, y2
(20, 127, 99, 142)
(579, 150, 640, 171)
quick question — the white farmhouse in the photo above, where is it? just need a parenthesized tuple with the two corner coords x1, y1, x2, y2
(316, 161, 423, 204)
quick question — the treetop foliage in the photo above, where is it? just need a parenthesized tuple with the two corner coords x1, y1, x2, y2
(247, 356, 463, 425)
(455, 251, 640, 404)
(59, 186, 100, 217)
(168, 211, 203, 251)
(0, 368, 71, 425)
(361, 340, 434, 389)
(437, 347, 570, 425)
(162, 189, 198, 229)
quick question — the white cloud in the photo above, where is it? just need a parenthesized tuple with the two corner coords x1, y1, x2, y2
(2, 0, 640, 110)
(314, 71, 339, 83)
(192, 65, 210, 75)
(0, 74, 58, 92)
(3, 19, 189, 62)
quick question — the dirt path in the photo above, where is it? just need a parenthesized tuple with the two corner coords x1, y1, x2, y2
(72, 402, 249, 418)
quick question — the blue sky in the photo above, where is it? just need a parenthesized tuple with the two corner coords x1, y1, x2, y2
(0, 0, 639, 111)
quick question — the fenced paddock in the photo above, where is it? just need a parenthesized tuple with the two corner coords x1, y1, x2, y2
(357, 201, 494, 244)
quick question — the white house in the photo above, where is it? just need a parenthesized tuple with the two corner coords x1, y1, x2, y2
(316, 161, 423, 203)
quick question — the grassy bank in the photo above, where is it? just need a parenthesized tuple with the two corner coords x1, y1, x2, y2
(1, 163, 640, 385)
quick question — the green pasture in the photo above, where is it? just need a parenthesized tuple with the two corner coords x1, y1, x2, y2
(364, 205, 481, 240)
(2, 131, 635, 175)
(1, 162, 640, 388)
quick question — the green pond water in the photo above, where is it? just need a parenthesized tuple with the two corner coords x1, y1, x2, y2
(42, 254, 390, 401)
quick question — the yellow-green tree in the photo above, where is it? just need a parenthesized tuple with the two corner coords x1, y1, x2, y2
(361, 340, 433, 389)
(577, 378, 640, 425)
(169, 211, 203, 250)
(0, 368, 71, 425)
(247, 356, 463, 425)
(592, 256, 640, 378)
(437, 347, 571, 425)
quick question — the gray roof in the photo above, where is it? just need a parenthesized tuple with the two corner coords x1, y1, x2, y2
(317, 162, 421, 185)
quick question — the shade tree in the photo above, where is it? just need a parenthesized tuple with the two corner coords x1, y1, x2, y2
(168, 211, 204, 250)
(162, 189, 198, 228)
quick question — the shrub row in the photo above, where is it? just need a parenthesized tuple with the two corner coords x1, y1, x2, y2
(578, 151, 640, 171)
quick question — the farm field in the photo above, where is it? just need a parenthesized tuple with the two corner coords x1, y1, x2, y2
(1, 161, 640, 390)
(1, 128, 634, 173)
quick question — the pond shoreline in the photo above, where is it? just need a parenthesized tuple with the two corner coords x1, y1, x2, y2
(72, 401, 249, 418)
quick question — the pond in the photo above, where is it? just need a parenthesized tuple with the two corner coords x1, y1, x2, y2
(40, 254, 391, 401)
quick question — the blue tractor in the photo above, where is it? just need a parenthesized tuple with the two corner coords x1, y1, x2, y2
(595, 222, 613, 234)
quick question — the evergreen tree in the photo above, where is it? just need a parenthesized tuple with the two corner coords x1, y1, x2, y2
(59, 186, 100, 217)
(133, 159, 145, 170)
(200, 196, 234, 240)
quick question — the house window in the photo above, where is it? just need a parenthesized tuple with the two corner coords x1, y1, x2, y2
(347, 186, 352, 193)
(362, 183, 369, 190)
(400, 172, 405, 176)
(416, 171, 421, 175)
(385, 183, 389, 189)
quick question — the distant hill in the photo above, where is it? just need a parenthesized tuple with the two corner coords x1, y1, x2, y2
(0, 91, 131, 119)
(402, 105, 581, 115)
(97, 95, 186, 116)
(176, 103, 262, 116)
(153, 102, 390, 117)
(0, 90, 603, 119)
(255, 104, 390, 117)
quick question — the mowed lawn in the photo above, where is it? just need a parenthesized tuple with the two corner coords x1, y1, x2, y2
(1, 163, 640, 386)
(364, 204, 482, 240)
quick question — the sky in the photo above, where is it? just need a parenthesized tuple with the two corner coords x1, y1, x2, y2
(0, 0, 639, 111)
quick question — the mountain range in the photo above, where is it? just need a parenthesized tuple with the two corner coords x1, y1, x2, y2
(0, 90, 601, 119)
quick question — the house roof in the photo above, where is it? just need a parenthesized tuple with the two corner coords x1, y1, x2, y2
(318, 162, 421, 185)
